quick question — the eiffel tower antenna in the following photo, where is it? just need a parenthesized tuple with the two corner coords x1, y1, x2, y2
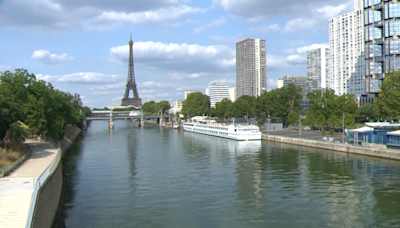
(121, 34, 142, 108)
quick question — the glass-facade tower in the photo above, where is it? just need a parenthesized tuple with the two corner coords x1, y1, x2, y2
(364, 0, 400, 93)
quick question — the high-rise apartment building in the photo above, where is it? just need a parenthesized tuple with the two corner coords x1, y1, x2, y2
(184, 90, 199, 99)
(208, 82, 231, 108)
(277, 75, 319, 97)
(364, 0, 400, 95)
(307, 48, 329, 89)
(228, 87, 237, 102)
(329, 10, 365, 96)
(355, 0, 363, 10)
(236, 38, 267, 98)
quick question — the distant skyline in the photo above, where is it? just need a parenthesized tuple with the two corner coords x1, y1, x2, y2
(0, 0, 355, 108)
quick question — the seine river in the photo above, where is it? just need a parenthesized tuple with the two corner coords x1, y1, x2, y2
(60, 120, 400, 228)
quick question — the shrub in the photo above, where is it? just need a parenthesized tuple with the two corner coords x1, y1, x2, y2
(9, 121, 29, 144)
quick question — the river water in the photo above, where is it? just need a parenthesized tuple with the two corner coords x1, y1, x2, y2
(61, 120, 400, 228)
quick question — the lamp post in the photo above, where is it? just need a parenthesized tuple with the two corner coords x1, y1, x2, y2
(267, 110, 270, 136)
(342, 111, 345, 143)
(299, 110, 301, 139)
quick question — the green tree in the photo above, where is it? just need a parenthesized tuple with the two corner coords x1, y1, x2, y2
(81, 106, 92, 117)
(156, 100, 171, 113)
(231, 99, 253, 118)
(0, 97, 19, 141)
(358, 103, 377, 121)
(0, 69, 84, 140)
(142, 101, 157, 115)
(287, 112, 300, 125)
(375, 70, 400, 120)
(306, 88, 337, 128)
(181, 92, 210, 117)
(9, 121, 29, 144)
(255, 84, 302, 126)
(237, 95, 255, 107)
(214, 98, 232, 119)
(306, 89, 357, 129)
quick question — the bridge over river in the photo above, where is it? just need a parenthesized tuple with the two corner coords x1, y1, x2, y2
(85, 110, 175, 129)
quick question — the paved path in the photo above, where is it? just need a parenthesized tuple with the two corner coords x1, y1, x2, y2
(262, 129, 349, 143)
(0, 141, 57, 228)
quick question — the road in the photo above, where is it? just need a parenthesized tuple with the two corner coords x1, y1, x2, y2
(261, 129, 349, 143)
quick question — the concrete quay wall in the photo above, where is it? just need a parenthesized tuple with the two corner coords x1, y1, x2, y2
(31, 162, 63, 228)
(31, 126, 81, 228)
(262, 134, 400, 161)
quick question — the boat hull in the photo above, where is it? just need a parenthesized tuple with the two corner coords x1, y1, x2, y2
(183, 124, 261, 141)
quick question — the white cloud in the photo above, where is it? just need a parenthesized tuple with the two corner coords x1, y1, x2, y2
(193, 17, 226, 33)
(317, 4, 348, 18)
(109, 41, 235, 74)
(168, 72, 210, 80)
(209, 78, 236, 85)
(267, 79, 278, 90)
(297, 43, 329, 53)
(0, 0, 206, 31)
(212, 0, 350, 21)
(210, 34, 245, 43)
(267, 54, 288, 70)
(249, 18, 318, 34)
(286, 54, 306, 65)
(31, 50, 74, 65)
(248, 24, 281, 34)
(98, 6, 206, 25)
(140, 81, 179, 88)
(36, 72, 123, 83)
(0, 65, 13, 72)
(283, 18, 317, 33)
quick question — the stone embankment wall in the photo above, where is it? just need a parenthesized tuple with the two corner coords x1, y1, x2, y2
(262, 134, 400, 161)
(32, 126, 81, 228)
(31, 162, 63, 228)
(60, 126, 81, 156)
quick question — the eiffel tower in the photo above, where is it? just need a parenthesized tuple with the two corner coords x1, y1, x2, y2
(121, 34, 142, 108)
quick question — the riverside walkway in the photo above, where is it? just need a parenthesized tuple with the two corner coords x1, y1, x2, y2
(0, 141, 58, 228)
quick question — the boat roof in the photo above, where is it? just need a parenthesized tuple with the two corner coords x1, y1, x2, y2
(387, 130, 400, 136)
(364, 122, 400, 128)
(191, 116, 215, 121)
(348, 127, 374, 132)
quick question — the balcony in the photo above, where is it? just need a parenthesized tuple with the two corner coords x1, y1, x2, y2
(374, 38, 383, 45)
(375, 56, 384, 62)
(374, 21, 383, 27)
(373, 3, 383, 10)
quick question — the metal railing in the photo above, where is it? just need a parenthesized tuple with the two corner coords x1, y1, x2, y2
(0, 146, 31, 177)
(25, 139, 62, 228)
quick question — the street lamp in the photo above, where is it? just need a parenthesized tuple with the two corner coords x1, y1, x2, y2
(342, 111, 345, 143)
(299, 110, 301, 139)
(266, 110, 270, 136)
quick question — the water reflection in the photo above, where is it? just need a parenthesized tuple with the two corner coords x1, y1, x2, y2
(61, 122, 400, 228)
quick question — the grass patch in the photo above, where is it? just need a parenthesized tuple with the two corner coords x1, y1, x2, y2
(0, 143, 29, 169)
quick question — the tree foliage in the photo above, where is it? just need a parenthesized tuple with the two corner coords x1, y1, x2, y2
(374, 70, 400, 120)
(181, 92, 210, 117)
(255, 84, 302, 126)
(214, 98, 232, 118)
(9, 121, 29, 144)
(358, 103, 377, 121)
(0, 69, 85, 141)
(141, 100, 171, 115)
(305, 89, 358, 128)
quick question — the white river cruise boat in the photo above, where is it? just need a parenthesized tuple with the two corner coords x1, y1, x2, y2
(183, 116, 262, 141)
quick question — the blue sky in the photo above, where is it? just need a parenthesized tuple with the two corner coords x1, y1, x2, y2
(0, 0, 355, 108)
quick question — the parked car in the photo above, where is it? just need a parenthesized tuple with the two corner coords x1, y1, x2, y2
(303, 126, 311, 131)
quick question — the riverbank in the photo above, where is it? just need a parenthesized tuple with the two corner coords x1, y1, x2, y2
(0, 126, 81, 228)
(262, 133, 400, 161)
